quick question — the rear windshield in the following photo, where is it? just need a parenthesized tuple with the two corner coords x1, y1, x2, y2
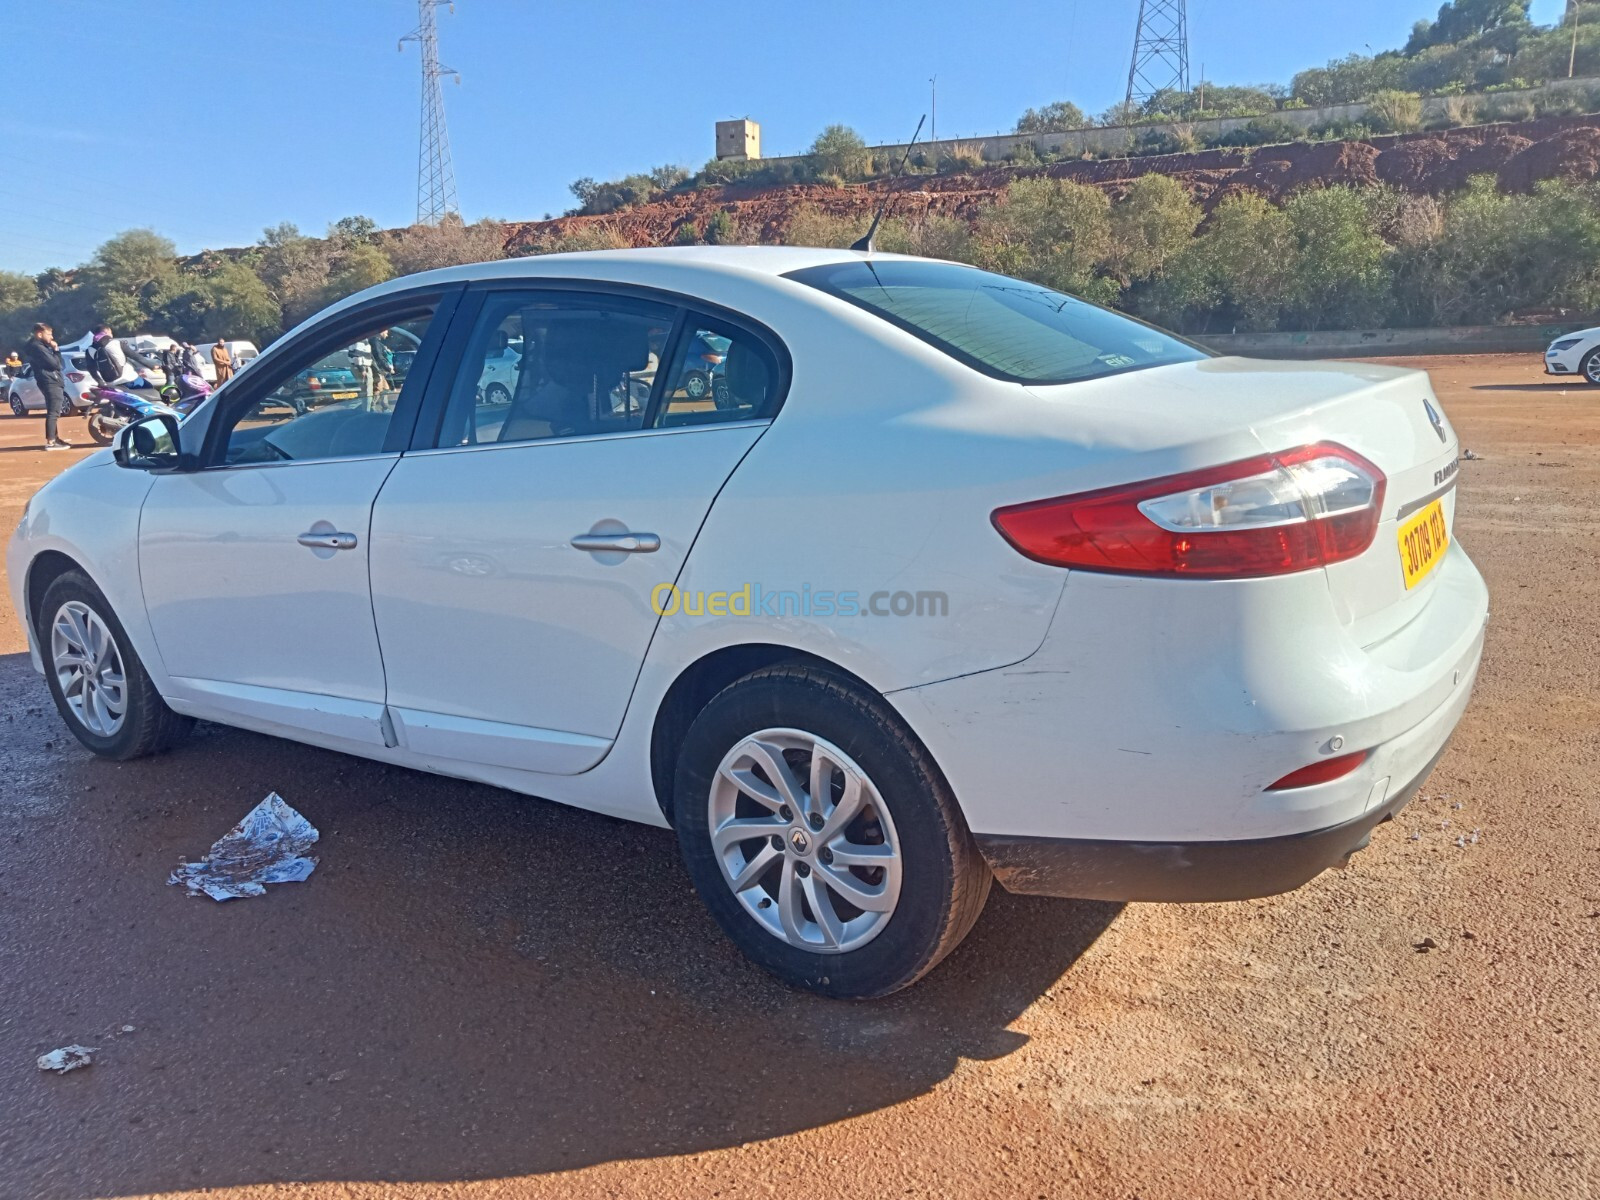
(786, 259, 1206, 385)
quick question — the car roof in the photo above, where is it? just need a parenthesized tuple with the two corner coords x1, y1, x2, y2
(313, 246, 923, 321)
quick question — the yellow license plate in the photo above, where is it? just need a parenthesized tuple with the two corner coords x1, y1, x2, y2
(1398, 498, 1449, 589)
(329, 390, 359, 400)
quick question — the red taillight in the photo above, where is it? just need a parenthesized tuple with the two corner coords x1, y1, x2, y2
(991, 443, 1386, 579)
(307, 377, 321, 390)
(66, 372, 86, 383)
(1266, 750, 1369, 791)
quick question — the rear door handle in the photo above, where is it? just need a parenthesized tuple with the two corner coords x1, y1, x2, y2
(570, 531, 661, 554)
(297, 531, 359, 551)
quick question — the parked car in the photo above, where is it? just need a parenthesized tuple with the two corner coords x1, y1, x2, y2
(5, 349, 99, 416)
(7, 248, 1488, 998)
(1542, 327, 1600, 382)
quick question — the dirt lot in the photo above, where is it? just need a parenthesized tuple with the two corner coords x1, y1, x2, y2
(0, 355, 1596, 1200)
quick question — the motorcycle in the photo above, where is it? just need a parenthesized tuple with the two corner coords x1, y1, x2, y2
(81, 380, 186, 446)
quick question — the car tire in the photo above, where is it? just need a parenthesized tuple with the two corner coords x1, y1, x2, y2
(485, 383, 511, 405)
(8, 395, 25, 417)
(38, 570, 193, 761)
(674, 663, 991, 999)
(1581, 348, 1600, 386)
(682, 369, 710, 401)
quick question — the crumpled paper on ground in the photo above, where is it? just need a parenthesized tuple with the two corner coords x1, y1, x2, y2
(168, 793, 319, 901)
(37, 1046, 96, 1073)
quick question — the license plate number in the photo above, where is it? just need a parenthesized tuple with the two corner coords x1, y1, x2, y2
(1398, 499, 1449, 589)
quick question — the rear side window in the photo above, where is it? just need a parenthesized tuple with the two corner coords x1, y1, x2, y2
(652, 314, 780, 428)
(786, 259, 1205, 385)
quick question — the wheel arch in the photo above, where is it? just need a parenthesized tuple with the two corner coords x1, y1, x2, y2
(25, 549, 90, 635)
(648, 642, 880, 824)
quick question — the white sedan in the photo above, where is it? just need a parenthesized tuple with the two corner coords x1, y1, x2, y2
(1543, 327, 1600, 382)
(6, 248, 1488, 998)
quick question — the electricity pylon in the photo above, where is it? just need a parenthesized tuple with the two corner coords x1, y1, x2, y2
(401, 0, 460, 225)
(1125, 0, 1190, 114)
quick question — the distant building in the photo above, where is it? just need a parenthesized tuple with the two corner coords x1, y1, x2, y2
(715, 118, 761, 162)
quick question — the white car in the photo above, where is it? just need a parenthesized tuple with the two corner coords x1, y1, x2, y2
(6, 248, 1488, 998)
(1543, 327, 1600, 382)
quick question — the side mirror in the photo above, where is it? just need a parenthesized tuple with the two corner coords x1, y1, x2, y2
(113, 413, 183, 470)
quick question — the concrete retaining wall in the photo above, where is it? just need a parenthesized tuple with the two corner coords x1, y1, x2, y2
(1194, 323, 1589, 359)
(761, 76, 1600, 167)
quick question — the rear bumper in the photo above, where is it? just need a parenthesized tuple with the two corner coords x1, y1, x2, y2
(977, 741, 1447, 901)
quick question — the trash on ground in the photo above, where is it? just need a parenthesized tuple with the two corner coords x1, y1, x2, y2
(168, 793, 319, 902)
(37, 1045, 96, 1073)
(1461, 448, 1481, 460)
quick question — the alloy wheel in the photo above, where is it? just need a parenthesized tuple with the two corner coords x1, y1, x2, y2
(708, 728, 903, 953)
(50, 600, 128, 737)
(1585, 353, 1600, 385)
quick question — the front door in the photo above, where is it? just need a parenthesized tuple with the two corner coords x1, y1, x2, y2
(368, 289, 784, 774)
(139, 296, 453, 745)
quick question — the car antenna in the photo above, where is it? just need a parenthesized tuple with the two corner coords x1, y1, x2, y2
(851, 114, 927, 254)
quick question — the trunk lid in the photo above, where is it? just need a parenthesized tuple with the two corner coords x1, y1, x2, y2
(1022, 356, 1461, 646)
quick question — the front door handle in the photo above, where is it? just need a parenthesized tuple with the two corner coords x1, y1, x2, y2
(570, 531, 661, 554)
(297, 531, 358, 551)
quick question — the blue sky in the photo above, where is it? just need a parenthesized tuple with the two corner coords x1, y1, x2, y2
(0, 0, 1573, 274)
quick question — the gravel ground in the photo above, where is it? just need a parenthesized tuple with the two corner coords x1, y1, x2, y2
(0, 354, 1595, 1200)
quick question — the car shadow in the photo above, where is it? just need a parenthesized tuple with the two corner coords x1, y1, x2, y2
(1470, 382, 1586, 392)
(0, 653, 1120, 1197)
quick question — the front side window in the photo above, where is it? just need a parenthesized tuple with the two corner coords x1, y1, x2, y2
(652, 315, 780, 428)
(786, 259, 1205, 386)
(219, 314, 433, 465)
(438, 292, 673, 447)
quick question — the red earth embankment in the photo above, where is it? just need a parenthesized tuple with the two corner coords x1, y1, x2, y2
(500, 115, 1600, 252)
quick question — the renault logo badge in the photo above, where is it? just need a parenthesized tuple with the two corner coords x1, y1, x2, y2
(1424, 397, 1447, 443)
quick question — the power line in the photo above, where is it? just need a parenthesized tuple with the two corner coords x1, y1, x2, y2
(400, 0, 461, 225)
(1125, 0, 1190, 113)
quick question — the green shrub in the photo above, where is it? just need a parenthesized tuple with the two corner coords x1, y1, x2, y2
(1205, 117, 1303, 148)
(1365, 90, 1424, 134)
(703, 209, 742, 245)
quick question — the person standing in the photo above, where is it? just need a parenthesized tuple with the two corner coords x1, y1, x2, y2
(211, 337, 234, 385)
(23, 322, 71, 449)
(159, 342, 183, 389)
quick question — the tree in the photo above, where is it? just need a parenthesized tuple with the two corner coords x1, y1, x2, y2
(321, 243, 394, 306)
(387, 216, 506, 275)
(1108, 174, 1202, 284)
(1290, 53, 1408, 106)
(82, 229, 180, 332)
(1405, 0, 1530, 54)
(256, 222, 333, 327)
(1281, 187, 1392, 330)
(973, 177, 1115, 300)
(1152, 192, 1296, 331)
(808, 125, 869, 180)
(158, 260, 280, 344)
(328, 215, 379, 245)
(1014, 101, 1090, 134)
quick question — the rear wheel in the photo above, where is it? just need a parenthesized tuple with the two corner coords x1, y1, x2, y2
(484, 382, 511, 405)
(674, 664, 991, 998)
(1582, 348, 1600, 386)
(38, 571, 192, 760)
(682, 369, 710, 401)
(8, 394, 25, 417)
(86, 411, 118, 445)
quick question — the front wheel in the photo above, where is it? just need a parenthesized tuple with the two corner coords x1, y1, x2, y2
(674, 664, 991, 999)
(682, 369, 710, 401)
(8, 394, 25, 417)
(1581, 348, 1600, 386)
(38, 570, 193, 760)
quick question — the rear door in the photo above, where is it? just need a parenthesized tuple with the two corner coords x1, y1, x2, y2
(368, 285, 785, 775)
